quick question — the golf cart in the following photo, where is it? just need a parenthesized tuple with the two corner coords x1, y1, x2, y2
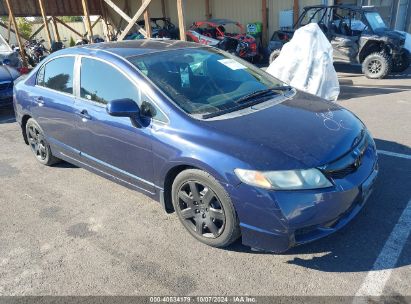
(268, 5, 410, 79)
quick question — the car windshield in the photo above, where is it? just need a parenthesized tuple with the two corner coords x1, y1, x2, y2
(128, 48, 284, 118)
(365, 12, 387, 31)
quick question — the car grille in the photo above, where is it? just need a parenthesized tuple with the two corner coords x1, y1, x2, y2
(321, 130, 370, 179)
(0, 81, 11, 91)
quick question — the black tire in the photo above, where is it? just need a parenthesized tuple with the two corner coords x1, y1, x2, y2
(392, 50, 410, 73)
(362, 52, 392, 79)
(269, 49, 282, 64)
(25, 118, 60, 166)
(172, 169, 241, 248)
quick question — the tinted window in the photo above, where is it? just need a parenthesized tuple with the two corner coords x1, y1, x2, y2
(40, 56, 74, 94)
(80, 58, 140, 105)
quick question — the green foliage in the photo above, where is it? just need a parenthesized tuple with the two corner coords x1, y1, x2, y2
(60, 16, 83, 22)
(69, 36, 76, 47)
(16, 18, 32, 38)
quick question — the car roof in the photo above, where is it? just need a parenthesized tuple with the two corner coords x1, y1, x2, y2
(59, 39, 201, 58)
(303, 4, 377, 12)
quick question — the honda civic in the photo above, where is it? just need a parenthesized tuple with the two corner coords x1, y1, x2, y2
(13, 40, 378, 252)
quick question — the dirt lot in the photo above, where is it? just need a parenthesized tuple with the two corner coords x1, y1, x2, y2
(0, 66, 410, 299)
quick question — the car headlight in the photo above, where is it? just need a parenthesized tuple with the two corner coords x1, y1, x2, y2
(234, 168, 332, 190)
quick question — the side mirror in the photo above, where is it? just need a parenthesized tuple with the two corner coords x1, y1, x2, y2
(106, 98, 141, 127)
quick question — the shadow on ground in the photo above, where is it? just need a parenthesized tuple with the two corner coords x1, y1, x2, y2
(227, 139, 411, 273)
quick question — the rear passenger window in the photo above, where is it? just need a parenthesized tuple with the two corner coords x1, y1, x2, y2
(80, 58, 140, 105)
(38, 56, 74, 94)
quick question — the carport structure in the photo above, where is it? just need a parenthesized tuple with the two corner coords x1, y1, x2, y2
(0, 0, 273, 67)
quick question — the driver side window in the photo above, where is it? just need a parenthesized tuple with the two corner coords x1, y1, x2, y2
(80, 58, 167, 123)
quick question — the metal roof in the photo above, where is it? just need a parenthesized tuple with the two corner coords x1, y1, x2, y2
(0, 0, 102, 17)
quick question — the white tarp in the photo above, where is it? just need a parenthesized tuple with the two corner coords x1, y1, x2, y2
(266, 23, 340, 101)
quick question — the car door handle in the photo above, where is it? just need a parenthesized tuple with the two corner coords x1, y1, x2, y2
(78, 109, 92, 121)
(35, 97, 45, 107)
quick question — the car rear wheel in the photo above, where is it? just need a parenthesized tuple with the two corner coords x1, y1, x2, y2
(26, 118, 60, 166)
(269, 49, 282, 64)
(172, 169, 241, 248)
(392, 50, 410, 73)
(362, 52, 392, 79)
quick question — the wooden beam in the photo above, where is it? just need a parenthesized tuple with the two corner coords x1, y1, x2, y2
(293, 0, 299, 24)
(103, 0, 147, 38)
(51, 17, 60, 42)
(28, 17, 51, 40)
(261, 0, 267, 46)
(54, 17, 83, 37)
(161, 0, 166, 18)
(104, 0, 132, 23)
(177, 0, 186, 41)
(7, 13, 11, 43)
(4, 0, 27, 67)
(38, 0, 53, 48)
(117, 0, 151, 41)
(205, 0, 211, 19)
(143, 0, 152, 38)
(99, 0, 111, 41)
(82, 0, 94, 42)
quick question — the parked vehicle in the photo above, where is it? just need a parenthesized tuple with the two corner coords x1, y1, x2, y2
(0, 62, 20, 108)
(0, 34, 23, 70)
(127, 17, 180, 40)
(268, 5, 410, 79)
(187, 19, 258, 61)
(14, 41, 378, 253)
(24, 38, 48, 67)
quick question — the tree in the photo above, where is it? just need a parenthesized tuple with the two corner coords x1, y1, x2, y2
(60, 16, 83, 22)
(16, 18, 32, 39)
(69, 36, 76, 47)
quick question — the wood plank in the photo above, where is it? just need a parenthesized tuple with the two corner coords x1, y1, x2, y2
(103, 0, 132, 23)
(38, 0, 53, 48)
(117, 0, 151, 41)
(161, 0, 166, 18)
(81, 0, 94, 42)
(205, 0, 211, 19)
(4, 0, 27, 67)
(261, 0, 267, 46)
(54, 17, 83, 38)
(7, 13, 11, 42)
(293, 0, 299, 24)
(143, 0, 152, 38)
(51, 17, 61, 41)
(99, 0, 111, 41)
(176, 0, 186, 41)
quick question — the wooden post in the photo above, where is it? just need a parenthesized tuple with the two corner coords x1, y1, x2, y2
(117, 0, 152, 41)
(161, 0, 166, 18)
(51, 17, 60, 42)
(82, 0, 94, 42)
(143, 0, 152, 38)
(293, 0, 299, 24)
(99, 0, 111, 41)
(38, 0, 53, 48)
(261, 0, 267, 46)
(4, 0, 27, 67)
(205, 0, 211, 19)
(7, 13, 11, 43)
(177, 0, 186, 41)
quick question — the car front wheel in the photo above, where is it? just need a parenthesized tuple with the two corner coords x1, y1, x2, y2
(172, 169, 241, 248)
(362, 52, 392, 79)
(26, 118, 60, 166)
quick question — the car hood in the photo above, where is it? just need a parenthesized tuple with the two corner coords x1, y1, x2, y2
(375, 29, 405, 42)
(201, 91, 364, 170)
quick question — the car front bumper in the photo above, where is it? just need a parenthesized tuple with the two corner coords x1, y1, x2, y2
(229, 143, 379, 253)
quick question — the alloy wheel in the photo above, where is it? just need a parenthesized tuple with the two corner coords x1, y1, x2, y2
(368, 59, 382, 75)
(27, 124, 48, 161)
(177, 181, 226, 238)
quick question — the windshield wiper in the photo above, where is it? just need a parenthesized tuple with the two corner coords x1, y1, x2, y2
(202, 86, 292, 119)
(234, 86, 292, 104)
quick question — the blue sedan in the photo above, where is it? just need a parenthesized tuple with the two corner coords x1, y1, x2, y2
(13, 40, 378, 252)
